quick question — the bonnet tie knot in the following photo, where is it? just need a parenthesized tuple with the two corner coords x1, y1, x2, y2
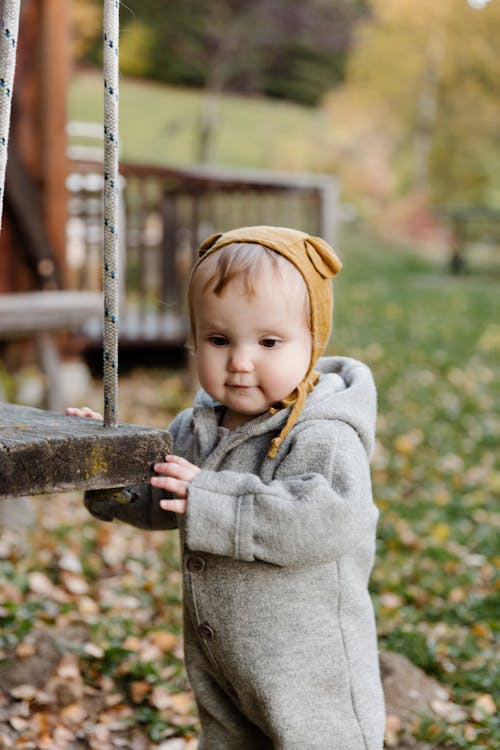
(268, 370, 321, 458)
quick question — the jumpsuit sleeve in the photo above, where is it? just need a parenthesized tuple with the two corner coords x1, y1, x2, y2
(185, 419, 379, 567)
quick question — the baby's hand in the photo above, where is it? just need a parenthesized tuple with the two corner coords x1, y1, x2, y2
(152, 455, 200, 514)
(65, 406, 103, 420)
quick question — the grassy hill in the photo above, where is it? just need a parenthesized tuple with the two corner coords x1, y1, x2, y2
(69, 69, 321, 170)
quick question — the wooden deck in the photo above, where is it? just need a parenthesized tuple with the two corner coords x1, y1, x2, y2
(66, 160, 340, 349)
(82, 308, 188, 348)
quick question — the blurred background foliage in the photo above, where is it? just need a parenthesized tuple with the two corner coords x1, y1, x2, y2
(73, 0, 369, 106)
(71, 0, 500, 232)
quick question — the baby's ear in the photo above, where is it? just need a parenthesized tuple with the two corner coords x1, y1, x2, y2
(198, 233, 223, 257)
(305, 237, 343, 278)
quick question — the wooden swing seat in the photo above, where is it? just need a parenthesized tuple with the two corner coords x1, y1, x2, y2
(0, 401, 172, 499)
(0, 292, 172, 499)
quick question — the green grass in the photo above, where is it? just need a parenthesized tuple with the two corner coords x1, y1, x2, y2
(69, 68, 320, 169)
(333, 226, 500, 747)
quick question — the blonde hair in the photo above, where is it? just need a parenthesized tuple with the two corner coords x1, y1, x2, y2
(188, 242, 310, 345)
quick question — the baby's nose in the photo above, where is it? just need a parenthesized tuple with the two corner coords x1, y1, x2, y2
(228, 347, 254, 372)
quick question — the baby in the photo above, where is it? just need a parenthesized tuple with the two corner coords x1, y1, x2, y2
(69, 225, 385, 749)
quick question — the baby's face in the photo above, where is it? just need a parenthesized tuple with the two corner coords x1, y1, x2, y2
(193, 269, 312, 429)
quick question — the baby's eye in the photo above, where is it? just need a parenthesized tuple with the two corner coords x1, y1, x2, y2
(260, 338, 280, 348)
(209, 335, 229, 346)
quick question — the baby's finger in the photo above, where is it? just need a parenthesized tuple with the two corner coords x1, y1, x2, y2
(82, 407, 103, 419)
(151, 475, 188, 498)
(155, 457, 200, 484)
(165, 454, 192, 466)
(160, 498, 187, 514)
(154, 461, 186, 479)
(66, 406, 103, 420)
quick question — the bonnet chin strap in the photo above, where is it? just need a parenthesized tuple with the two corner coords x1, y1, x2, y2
(268, 369, 320, 458)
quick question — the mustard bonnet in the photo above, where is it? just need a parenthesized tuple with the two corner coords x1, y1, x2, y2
(193, 225, 343, 457)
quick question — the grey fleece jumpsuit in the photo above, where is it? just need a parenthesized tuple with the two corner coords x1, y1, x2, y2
(86, 356, 385, 749)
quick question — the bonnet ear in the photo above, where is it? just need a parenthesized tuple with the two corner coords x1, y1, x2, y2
(198, 232, 223, 257)
(305, 237, 343, 278)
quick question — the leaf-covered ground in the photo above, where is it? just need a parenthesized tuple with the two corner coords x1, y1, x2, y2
(0, 228, 498, 748)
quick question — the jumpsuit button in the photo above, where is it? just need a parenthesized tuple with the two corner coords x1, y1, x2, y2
(186, 555, 206, 573)
(198, 622, 215, 640)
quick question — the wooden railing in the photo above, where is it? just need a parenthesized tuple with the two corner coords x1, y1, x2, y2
(66, 160, 339, 347)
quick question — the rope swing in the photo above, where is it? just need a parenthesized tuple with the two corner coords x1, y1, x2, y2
(0, 0, 21, 235)
(102, 0, 120, 427)
(0, 0, 121, 426)
(0, 0, 172, 501)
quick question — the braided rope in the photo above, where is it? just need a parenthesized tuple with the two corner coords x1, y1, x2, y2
(0, 0, 120, 425)
(103, 0, 120, 427)
(0, 0, 21, 235)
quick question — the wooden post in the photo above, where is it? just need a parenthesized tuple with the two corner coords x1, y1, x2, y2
(162, 192, 179, 308)
(40, 0, 70, 286)
(0, 0, 69, 291)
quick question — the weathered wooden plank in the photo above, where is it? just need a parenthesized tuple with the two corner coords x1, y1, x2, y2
(0, 291, 102, 337)
(0, 403, 172, 499)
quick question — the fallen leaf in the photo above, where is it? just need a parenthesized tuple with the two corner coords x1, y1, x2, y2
(431, 699, 467, 723)
(78, 595, 100, 615)
(9, 684, 37, 701)
(394, 431, 422, 455)
(156, 740, 189, 750)
(137, 642, 162, 662)
(28, 571, 56, 596)
(83, 642, 104, 658)
(464, 724, 477, 741)
(380, 592, 403, 609)
(123, 635, 142, 651)
(58, 551, 82, 574)
(384, 714, 402, 747)
(472, 622, 491, 638)
(170, 692, 195, 714)
(104, 692, 124, 707)
(150, 684, 172, 710)
(15, 641, 37, 658)
(472, 693, 496, 720)
(60, 571, 88, 595)
(55, 655, 82, 682)
(431, 523, 450, 542)
(9, 716, 30, 731)
(449, 587, 466, 603)
(130, 680, 151, 703)
(60, 702, 87, 724)
(149, 630, 178, 653)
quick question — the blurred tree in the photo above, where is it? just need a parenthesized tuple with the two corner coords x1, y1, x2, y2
(72, 0, 369, 162)
(72, 0, 368, 104)
(70, 0, 101, 62)
(325, 0, 500, 208)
